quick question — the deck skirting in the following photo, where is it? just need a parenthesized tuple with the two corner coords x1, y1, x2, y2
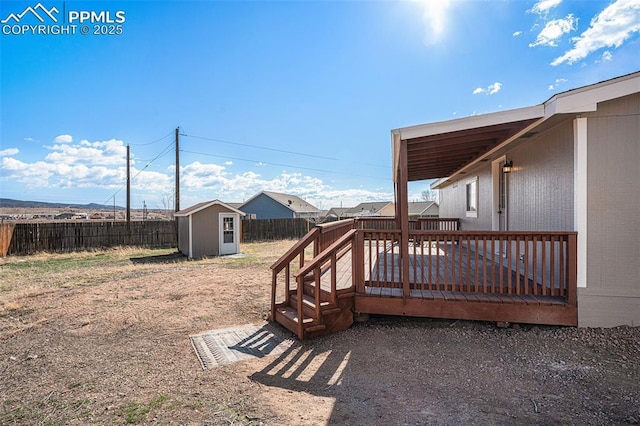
(355, 291, 577, 326)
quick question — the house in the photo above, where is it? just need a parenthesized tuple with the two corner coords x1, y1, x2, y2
(174, 200, 245, 258)
(269, 70, 640, 339)
(239, 191, 319, 220)
(394, 71, 640, 328)
(407, 201, 439, 219)
(345, 202, 395, 217)
(321, 207, 352, 222)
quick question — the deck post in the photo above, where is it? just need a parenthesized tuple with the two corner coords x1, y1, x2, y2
(395, 136, 411, 300)
(567, 233, 578, 307)
(271, 271, 277, 321)
(354, 230, 364, 293)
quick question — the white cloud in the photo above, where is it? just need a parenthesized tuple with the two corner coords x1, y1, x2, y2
(529, 0, 563, 15)
(54, 134, 73, 143)
(552, 0, 640, 66)
(513, 31, 523, 37)
(45, 138, 127, 166)
(597, 50, 613, 62)
(23, 137, 35, 142)
(0, 148, 19, 156)
(529, 14, 578, 47)
(1, 133, 394, 209)
(1, 135, 131, 190)
(472, 82, 502, 95)
(548, 77, 569, 90)
(414, 0, 452, 45)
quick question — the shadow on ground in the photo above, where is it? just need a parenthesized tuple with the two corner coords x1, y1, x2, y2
(249, 317, 640, 425)
(130, 252, 187, 264)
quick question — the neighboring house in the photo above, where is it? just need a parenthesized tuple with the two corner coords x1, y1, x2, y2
(345, 202, 395, 217)
(225, 202, 244, 211)
(55, 212, 87, 220)
(239, 191, 319, 220)
(408, 201, 439, 219)
(321, 207, 351, 222)
(174, 200, 245, 258)
(393, 70, 640, 327)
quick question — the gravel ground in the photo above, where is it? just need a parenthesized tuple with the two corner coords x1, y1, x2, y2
(1, 244, 638, 425)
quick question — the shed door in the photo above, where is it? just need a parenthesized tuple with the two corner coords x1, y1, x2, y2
(219, 213, 239, 255)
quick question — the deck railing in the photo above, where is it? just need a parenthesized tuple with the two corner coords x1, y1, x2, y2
(316, 219, 357, 252)
(416, 218, 460, 231)
(357, 230, 577, 305)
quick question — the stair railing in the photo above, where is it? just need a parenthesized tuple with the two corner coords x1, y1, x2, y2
(270, 227, 320, 321)
(292, 229, 358, 338)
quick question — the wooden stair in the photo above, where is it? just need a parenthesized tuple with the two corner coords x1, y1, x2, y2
(270, 225, 358, 340)
(274, 274, 354, 339)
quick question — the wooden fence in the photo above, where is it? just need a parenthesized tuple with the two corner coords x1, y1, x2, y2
(5, 221, 177, 255)
(241, 218, 314, 242)
(2, 218, 316, 255)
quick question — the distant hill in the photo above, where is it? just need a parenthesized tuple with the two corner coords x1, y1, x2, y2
(0, 198, 125, 210)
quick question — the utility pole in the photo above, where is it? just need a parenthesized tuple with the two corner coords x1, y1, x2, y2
(126, 144, 131, 226)
(175, 127, 180, 212)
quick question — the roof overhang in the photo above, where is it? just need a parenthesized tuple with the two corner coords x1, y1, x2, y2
(392, 105, 544, 183)
(391, 71, 640, 189)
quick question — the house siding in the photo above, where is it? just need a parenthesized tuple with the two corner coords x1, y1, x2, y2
(438, 165, 492, 230)
(579, 93, 640, 327)
(241, 194, 294, 219)
(507, 120, 574, 231)
(437, 120, 575, 232)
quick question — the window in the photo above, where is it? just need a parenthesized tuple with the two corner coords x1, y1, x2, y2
(466, 176, 478, 218)
(223, 216, 234, 243)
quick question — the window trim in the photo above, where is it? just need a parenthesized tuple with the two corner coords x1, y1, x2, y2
(465, 176, 478, 218)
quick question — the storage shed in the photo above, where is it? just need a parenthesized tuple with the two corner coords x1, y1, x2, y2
(174, 200, 245, 258)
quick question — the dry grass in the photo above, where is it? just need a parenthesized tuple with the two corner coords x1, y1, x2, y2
(1, 241, 639, 425)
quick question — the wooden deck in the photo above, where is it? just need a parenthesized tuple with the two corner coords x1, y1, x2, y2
(271, 220, 578, 339)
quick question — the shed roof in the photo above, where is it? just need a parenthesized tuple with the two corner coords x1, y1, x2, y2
(174, 200, 245, 217)
(392, 70, 640, 186)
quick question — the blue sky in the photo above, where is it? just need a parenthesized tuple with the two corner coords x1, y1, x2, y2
(1, 0, 639, 210)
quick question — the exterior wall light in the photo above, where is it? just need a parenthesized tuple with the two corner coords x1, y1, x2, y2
(502, 160, 513, 173)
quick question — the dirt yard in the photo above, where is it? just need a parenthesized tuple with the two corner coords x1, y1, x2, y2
(1, 241, 638, 425)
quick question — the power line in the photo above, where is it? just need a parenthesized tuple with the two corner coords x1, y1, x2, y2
(128, 130, 174, 146)
(181, 133, 340, 161)
(180, 149, 390, 181)
(101, 140, 175, 206)
(181, 132, 390, 169)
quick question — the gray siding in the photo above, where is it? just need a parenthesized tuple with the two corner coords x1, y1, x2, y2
(437, 165, 492, 230)
(438, 120, 574, 232)
(507, 120, 574, 231)
(191, 206, 220, 258)
(579, 92, 640, 327)
(177, 217, 189, 254)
